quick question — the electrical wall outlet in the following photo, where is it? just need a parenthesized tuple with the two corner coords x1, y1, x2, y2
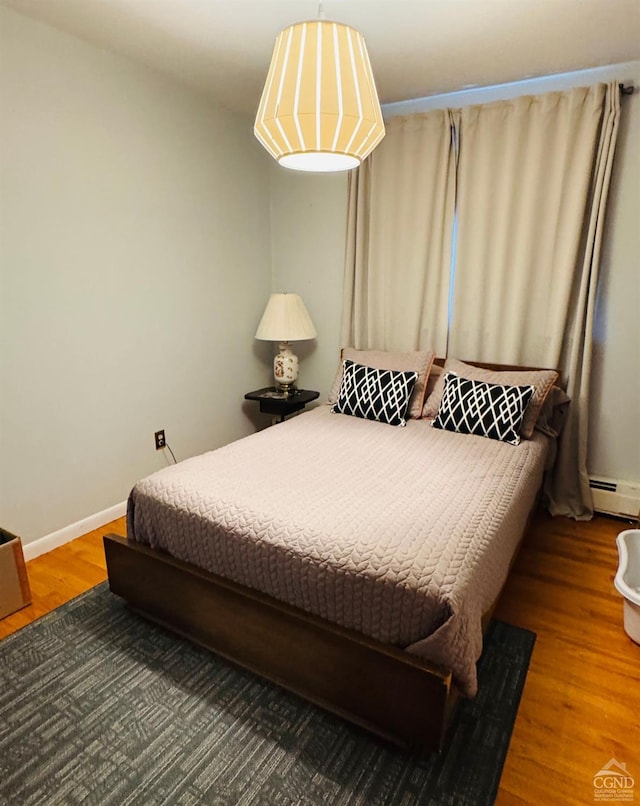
(154, 429, 166, 450)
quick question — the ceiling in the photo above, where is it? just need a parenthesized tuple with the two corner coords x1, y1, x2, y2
(2, 0, 639, 117)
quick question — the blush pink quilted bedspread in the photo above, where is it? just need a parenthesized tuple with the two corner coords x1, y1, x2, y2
(127, 406, 548, 695)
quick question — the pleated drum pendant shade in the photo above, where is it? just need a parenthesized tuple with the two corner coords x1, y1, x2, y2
(254, 19, 385, 172)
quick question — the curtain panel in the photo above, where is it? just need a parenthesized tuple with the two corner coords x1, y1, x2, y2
(546, 84, 621, 516)
(341, 110, 458, 356)
(340, 82, 621, 519)
(449, 83, 620, 517)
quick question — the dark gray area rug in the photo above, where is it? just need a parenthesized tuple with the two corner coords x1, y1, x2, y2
(0, 583, 534, 806)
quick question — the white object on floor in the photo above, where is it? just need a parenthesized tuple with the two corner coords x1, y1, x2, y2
(614, 529, 640, 645)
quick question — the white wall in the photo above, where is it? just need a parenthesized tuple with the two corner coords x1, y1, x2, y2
(0, 7, 272, 543)
(589, 63, 640, 484)
(269, 169, 348, 399)
(269, 62, 640, 487)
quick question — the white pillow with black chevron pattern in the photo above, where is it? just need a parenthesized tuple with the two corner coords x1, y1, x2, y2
(332, 359, 418, 427)
(431, 373, 534, 445)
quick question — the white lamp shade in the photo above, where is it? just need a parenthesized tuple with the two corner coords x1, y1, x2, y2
(254, 19, 385, 172)
(255, 293, 317, 342)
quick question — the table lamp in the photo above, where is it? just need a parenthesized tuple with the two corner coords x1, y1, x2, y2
(255, 293, 317, 392)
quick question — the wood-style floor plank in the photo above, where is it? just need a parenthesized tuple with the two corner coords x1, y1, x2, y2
(494, 511, 640, 805)
(1, 511, 638, 804)
(0, 517, 119, 639)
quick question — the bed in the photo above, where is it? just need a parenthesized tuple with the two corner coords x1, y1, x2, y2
(104, 356, 560, 755)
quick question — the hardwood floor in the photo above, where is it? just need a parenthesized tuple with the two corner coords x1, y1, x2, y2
(1, 511, 638, 804)
(494, 512, 640, 805)
(0, 517, 120, 640)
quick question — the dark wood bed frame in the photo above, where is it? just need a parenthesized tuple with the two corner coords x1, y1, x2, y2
(104, 533, 456, 754)
(103, 359, 551, 756)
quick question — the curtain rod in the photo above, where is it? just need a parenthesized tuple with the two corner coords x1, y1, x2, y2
(619, 84, 634, 96)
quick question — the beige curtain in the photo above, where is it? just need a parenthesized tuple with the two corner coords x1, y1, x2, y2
(548, 84, 621, 517)
(448, 84, 621, 517)
(341, 110, 458, 355)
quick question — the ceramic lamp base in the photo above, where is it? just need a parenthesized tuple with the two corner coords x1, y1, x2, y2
(274, 342, 299, 391)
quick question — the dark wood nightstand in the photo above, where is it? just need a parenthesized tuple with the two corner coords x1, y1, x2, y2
(244, 387, 320, 423)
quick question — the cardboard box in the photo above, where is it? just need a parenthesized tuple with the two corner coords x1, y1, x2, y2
(0, 528, 31, 619)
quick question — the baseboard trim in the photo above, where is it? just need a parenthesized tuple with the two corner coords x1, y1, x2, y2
(23, 501, 127, 561)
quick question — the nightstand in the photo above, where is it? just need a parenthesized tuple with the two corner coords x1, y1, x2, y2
(244, 387, 320, 423)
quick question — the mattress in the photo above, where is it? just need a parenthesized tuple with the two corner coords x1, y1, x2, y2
(127, 406, 549, 696)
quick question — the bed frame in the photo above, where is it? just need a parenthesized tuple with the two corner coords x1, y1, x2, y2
(104, 533, 455, 754)
(104, 359, 552, 756)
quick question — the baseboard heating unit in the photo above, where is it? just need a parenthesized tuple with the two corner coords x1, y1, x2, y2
(589, 477, 640, 519)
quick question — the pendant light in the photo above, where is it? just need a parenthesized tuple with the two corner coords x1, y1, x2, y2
(254, 4, 385, 172)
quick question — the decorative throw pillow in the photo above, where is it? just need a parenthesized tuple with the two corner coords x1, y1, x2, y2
(431, 373, 534, 445)
(422, 358, 558, 439)
(331, 360, 418, 427)
(327, 348, 434, 419)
